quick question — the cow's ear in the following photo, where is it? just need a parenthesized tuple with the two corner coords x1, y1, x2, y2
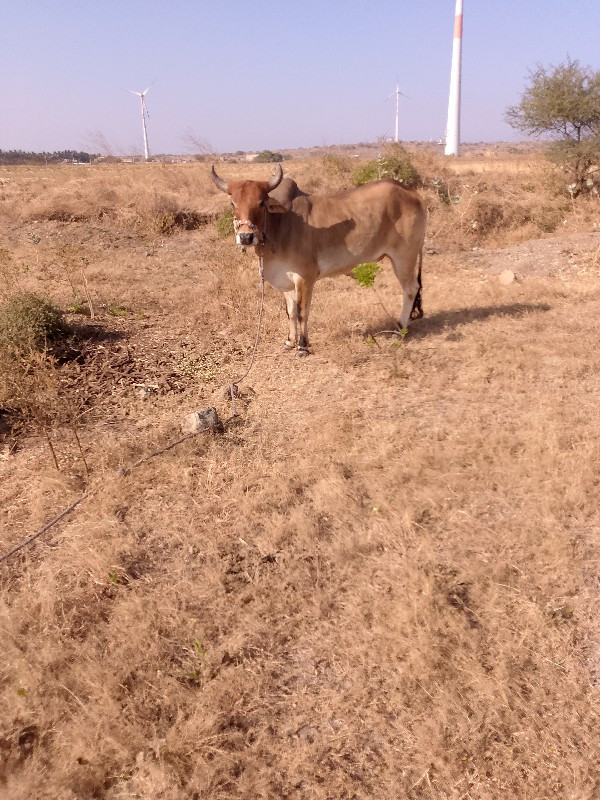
(265, 198, 290, 214)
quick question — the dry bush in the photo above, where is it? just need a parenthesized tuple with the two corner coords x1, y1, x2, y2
(319, 154, 354, 190)
(413, 156, 575, 248)
(0, 248, 21, 300)
(0, 292, 64, 358)
(0, 292, 69, 459)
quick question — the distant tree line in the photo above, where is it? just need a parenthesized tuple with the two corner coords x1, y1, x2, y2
(0, 150, 97, 165)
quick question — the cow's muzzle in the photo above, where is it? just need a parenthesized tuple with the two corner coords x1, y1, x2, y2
(237, 231, 256, 246)
(234, 217, 263, 247)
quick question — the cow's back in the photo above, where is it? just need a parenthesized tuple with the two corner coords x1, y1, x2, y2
(269, 180, 423, 275)
(290, 179, 423, 227)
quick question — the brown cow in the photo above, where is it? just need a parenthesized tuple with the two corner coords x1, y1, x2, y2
(211, 163, 426, 356)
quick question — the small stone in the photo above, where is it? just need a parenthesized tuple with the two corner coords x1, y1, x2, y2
(181, 407, 222, 434)
(499, 269, 516, 285)
(136, 387, 155, 400)
(295, 725, 317, 743)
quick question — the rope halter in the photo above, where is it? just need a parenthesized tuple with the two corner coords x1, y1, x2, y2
(233, 215, 266, 247)
(233, 218, 257, 233)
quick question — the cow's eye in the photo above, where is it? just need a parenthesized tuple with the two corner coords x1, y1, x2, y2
(258, 200, 265, 208)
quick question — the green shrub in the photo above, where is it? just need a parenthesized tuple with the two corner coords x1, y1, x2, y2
(352, 262, 381, 288)
(353, 161, 380, 186)
(216, 208, 234, 238)
(353, 144, 420, 188)
(0, 292, 64, 358)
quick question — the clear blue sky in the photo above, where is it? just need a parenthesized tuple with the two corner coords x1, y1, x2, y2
(1, 1, 598, 154)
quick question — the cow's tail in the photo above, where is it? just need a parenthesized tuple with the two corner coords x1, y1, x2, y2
(410, 247, 424, 320)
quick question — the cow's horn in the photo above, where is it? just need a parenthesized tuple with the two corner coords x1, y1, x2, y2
(267, 164, 283, 192)
(210, 165, 229, 193)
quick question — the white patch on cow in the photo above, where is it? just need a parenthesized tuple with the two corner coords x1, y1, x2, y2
(263, 261, 295, 292)
(236, 234, 259, 246)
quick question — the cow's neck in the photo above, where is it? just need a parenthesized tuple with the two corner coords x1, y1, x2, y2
(258, 211, 283, 257)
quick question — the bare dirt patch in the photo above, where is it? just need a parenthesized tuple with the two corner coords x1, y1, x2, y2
(466, 231, 600, 277)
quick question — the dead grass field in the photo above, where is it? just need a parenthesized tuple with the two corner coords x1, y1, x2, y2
(1, 152, 600, 799)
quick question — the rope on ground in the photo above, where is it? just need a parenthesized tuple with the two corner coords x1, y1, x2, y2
(0, 495, 89, 565)
(228, 256, 265, 418)
(0, 256, 268, 566)
(0, 430, 205, 566)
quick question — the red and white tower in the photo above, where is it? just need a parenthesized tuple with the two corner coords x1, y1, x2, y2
(445, 0, 463, 156)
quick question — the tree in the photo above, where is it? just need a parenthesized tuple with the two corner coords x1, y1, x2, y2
(506, 58, 600, 191)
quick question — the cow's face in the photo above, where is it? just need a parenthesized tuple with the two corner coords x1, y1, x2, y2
(229, 181, 271, 247)
(211, 165, 284, 247)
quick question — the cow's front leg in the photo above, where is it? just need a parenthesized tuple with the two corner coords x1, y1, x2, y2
(296, 278, 314, 357)
(291, 276, 316, 358)
(283, 290, 298, 350)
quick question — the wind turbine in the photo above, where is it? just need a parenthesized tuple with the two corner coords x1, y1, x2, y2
(127, 83, 154, 161)
(386, 83, 410, 143)
(444, 0, 463, 156)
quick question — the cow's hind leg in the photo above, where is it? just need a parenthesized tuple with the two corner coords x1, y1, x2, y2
(390, 248, 423, 330)
(410, 250, 423, 320)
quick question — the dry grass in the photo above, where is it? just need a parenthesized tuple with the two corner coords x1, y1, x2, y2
(0, 164, 222, 233)
(1, 153, 600, 799)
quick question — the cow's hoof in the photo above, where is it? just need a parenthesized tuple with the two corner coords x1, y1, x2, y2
(296, 347, 310, 358)
(283, 340, 295, 351)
